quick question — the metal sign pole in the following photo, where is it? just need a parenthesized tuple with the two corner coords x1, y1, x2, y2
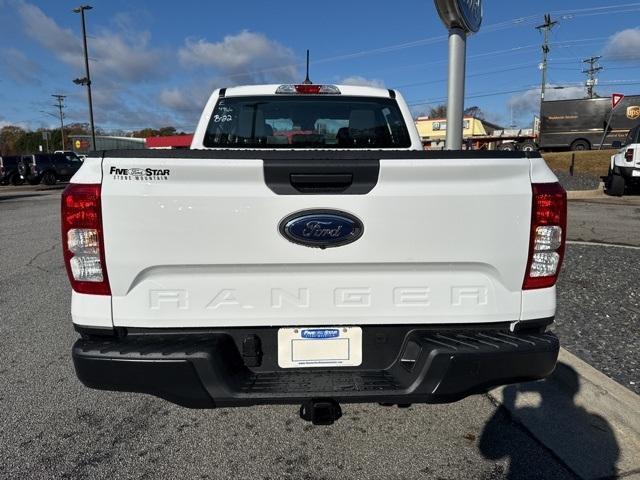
(599, 94, 624, 150)
(445, 27, 466, 150)
(434, 0, 482, 150)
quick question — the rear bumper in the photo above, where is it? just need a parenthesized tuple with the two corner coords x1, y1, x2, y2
(72, 324, 559, 408)
(617, 166, 640, 181)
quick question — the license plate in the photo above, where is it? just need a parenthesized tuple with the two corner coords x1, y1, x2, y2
(632, 170, 640, 177)
(277, 326, 362, 368)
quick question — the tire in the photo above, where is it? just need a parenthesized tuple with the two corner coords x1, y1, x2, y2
(570, 139, 590, 151)
(42, 171, 56, 186)
(519, 141, 538, 152)
(605, 173, 625, 197)
(498, 143, 516, 151)
(10, 173, 24, 186)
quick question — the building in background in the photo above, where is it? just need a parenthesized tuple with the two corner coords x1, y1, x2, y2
(415, 116, 502, 149)
(145, 135, 193, 149)
(70, 135, 146, 152)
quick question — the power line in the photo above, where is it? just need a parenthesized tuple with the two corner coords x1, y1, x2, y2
(536, 14, 559, 102)
(582, 56, 603, 98)
(407, 80, 640, 107)
(205, 5, 634, 83)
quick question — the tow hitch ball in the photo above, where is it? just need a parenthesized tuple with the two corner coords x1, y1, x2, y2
(299, 399, 342, 425)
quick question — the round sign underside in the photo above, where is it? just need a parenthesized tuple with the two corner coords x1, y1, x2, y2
(434, 0, 482, 33)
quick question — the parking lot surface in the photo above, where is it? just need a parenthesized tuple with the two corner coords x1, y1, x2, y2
(1, 186, 637, 479)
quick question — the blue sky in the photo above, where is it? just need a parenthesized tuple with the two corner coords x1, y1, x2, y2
(1, 0, 640, 132)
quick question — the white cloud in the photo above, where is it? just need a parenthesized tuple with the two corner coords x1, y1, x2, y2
(178, 30, 299, 84)
(16, 1, 167, 83)
(603, 28, 640, 61)
(159, 88, 203, 115)
(164, 31, 303, 126)
(340, 76, 385, 88)
(12, 2, 177, 131)
(508, 85, 586, 119)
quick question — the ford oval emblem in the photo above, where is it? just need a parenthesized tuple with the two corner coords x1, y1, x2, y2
(279, 209, 364, 248)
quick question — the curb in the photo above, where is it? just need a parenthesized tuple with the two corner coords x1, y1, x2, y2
(567, 188, 604, 200)
(489, 348, 640, 480)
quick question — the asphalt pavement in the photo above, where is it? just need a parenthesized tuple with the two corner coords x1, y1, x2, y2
(1, 186, 638, 479)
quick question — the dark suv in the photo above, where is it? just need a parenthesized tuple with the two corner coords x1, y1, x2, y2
(0, 155, 23, 185)
(18, 153, 83, 185)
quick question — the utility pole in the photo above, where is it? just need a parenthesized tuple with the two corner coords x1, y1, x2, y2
(582, 56, 603, 99)
(536, 14, 558, 102)
(52, 94, 66, 150)
(73, 5, 96, 151)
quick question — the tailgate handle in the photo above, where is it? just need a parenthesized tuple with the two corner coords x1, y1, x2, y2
(289, 173, 353, 193)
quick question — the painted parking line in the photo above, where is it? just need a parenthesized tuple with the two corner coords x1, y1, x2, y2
(567, 240, 640, 251)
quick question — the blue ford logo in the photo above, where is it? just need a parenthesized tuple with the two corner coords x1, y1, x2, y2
(301, 329, 340, 339)
(280, 209, 364, 248)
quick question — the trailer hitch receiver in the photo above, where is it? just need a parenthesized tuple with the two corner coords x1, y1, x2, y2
(299, 399, 342, 425)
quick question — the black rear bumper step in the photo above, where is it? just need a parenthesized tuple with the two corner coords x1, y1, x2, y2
(72, 327, 559, 408)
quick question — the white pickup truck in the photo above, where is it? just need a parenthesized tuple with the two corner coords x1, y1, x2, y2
(605, 123, 640, 197)
(64, 83, 566, 425)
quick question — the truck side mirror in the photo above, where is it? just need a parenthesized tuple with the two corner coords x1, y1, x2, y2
(611, 141, 622, 149)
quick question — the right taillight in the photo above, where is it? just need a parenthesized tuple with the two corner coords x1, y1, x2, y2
(61, 183, 111, 295)
(523, 182, 567, 290)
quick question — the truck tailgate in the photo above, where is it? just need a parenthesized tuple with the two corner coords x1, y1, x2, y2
(101, 153, 532, 328)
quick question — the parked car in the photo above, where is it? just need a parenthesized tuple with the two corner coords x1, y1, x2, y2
(54, 150, 84, 162)
(605, 123, 640, 196)
(19, 153, 83, 185)
(65, 83, 566, 425)
(0, 155, 24, 185)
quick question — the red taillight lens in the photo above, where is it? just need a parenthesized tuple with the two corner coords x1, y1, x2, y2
(61, 183, 111, 295)
(625, 149, 634, 162)
(275, 84, 341, 95)
(523, 182, 567, 290)
(295, 84, 322, 94)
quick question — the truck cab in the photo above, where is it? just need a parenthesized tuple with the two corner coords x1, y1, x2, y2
(606, 123, 640, 196)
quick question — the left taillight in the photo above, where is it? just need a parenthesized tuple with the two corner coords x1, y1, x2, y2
(625, 148, 634, 162)
(523, 182, 567, 290)
(61, 183, 111, 295)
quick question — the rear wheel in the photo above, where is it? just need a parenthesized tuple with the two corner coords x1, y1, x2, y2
(10, 173, 24, 186)
(605, 173, 625, 197)
(519, 141, 538, 152)
(42, 171, 56, 185)
(498, 143, 516, 151)
(570, 139, 590, 151)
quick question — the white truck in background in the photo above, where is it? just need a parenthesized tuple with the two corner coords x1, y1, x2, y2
(64, 83, 566, 425)
(605, 123, 640, 196)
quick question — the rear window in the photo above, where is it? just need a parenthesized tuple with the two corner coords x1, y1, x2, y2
(203, 95, 411, 149)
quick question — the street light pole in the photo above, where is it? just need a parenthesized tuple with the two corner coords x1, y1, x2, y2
(73, 5, 96, 151)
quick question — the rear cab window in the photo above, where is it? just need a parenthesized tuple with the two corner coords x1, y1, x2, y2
(204, 95, 411, 149)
